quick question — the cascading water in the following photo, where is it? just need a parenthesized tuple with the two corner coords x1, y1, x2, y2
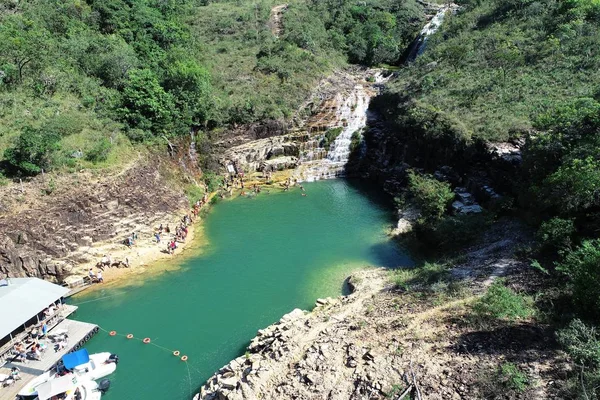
(406, 5, 454, 62)
(293, 5, 453, 182)
(294, 73, 387, 182)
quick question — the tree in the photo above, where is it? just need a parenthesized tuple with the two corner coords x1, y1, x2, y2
(120, 68, 175, 134)
(4, 127, 61, 175)
(164, 56, 212, 127)
(0, 15, 51, 83)
(407, 171, 454, 220)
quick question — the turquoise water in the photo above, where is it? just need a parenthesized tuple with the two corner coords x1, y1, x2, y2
(72, 179, 412, 400)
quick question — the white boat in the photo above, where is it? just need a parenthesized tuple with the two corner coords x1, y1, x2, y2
(35, 374, 110, 400)
(17, 349, 118, 399)
(62, 349, 118, 381)
(72, 352, 118, 381)
(17, 370, 59, 398)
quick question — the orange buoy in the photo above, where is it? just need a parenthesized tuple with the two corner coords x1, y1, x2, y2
(126, 334, 134, 339)
(143, 338, 151, 344)
(181, 355, 188, 361)
(109, 331, 117, 336)
(173, 351, 180, 357)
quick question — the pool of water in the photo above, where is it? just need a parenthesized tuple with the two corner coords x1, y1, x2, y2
(71, 179, 413, 399)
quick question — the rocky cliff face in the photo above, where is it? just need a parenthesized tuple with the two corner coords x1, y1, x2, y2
(353, 98, 523, 205)
(216, 69, 385, 181)
(0, 155, 192, 281)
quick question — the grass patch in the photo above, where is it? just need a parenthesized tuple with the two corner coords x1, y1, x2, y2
(478, 362, 529, 397)
(472, 280, 534, 322)
(500, 362, 529, 392)
(184, 184, 206, 207)
(390, 262, 453, 292)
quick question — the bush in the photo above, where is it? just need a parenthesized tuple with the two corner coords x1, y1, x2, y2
(557, 319, 600, 369)
(536, 217, 576, 252)
(4, 126, 61, 175)
(320, 127, 343, 150)
(499, 363, 529, 392)
(407, 171, 454, 220)
(557, 240, 600, 320)
(203, 172, 222, 193)
(473, 280, 534, 321)
(85, 138, 111, 163)
(349, 130, 362, 153)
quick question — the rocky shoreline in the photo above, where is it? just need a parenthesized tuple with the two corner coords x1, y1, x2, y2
(198, 221, 567, 400)
(199, 269, 396, 400)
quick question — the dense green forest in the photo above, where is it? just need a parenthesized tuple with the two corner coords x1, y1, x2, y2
(369, 0, 600, 396)
(0, 0, 424, 176)
(3, 0, 600, 394)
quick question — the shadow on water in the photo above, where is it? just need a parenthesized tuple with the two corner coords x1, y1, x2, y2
(344, 178, 397, 225)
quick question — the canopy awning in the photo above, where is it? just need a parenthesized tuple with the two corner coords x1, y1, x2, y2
(0, 278, 69, 339)
(62, 349, 90, 369)
(37, 374, 78, 400)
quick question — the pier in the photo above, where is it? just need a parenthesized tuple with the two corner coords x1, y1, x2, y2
(0, 278, 100, 400)
(0, 317, 99, 400)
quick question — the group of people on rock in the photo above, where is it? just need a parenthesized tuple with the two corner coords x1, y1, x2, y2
(95, 254, 129, 276)
(124, 232, 138, 248)
(156, 213, 195, 255)
(215, 169, 308, 198)
(193, 193, 209, 217)
(88, 268, 103, 283)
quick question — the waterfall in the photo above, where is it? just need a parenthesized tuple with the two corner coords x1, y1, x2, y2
(405, 5, 452, 62)
(292, 5, 454, 182)
(294, 72, 387, 182)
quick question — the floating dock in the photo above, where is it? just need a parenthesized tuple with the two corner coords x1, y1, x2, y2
(0, 316, 99, 400)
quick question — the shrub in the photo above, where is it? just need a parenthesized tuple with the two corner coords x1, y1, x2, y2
(557, 319, 600, 368)
(557, 240, 600, 319)
(545, 157, 600, 214)
(407, 171, 454, 220)
(536, 217, 576, 252)
(499, 363, 528, 392)
(4, 126, 61, 175)
(85, 138, 111, 163)
(349, 130, 362, 153)
(203, 172, 222, 193)
(473, 280, 534, 321)
(320, 127, 343, 150)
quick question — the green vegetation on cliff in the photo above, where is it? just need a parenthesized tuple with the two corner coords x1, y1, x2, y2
(382, 0, 600, 142)
(368, 0, 600, 396)
(0, 0, 424, 176)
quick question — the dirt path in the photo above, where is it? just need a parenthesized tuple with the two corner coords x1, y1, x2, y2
(269, 4, 288, 37)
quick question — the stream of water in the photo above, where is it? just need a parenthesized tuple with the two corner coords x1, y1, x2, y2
(71, 179, 413, 400)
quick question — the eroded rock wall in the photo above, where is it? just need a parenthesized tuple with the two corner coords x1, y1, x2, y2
(0, 157, 191, 281)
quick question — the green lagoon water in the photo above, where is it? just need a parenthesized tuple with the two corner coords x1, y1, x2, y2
(72, 179, 412, 400)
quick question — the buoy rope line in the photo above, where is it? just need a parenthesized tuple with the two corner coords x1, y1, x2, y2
(70, 293, 124, 306)
(185, 360, 193, 398)
(97, 326, 190, 362)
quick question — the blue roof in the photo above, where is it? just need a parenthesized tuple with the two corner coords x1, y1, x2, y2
(62, 349, 90, 369)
